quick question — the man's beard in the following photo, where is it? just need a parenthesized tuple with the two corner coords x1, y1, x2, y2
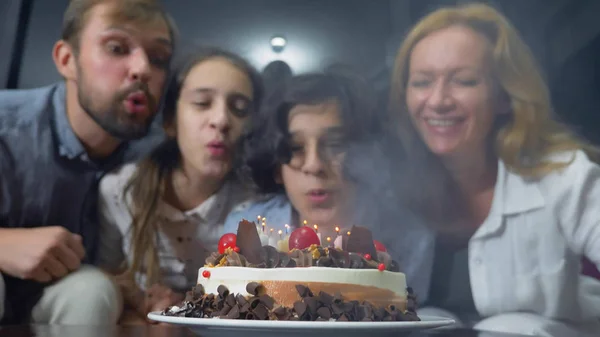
(76, 68, 158, 141)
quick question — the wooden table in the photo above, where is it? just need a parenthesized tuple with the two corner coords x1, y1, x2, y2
(0, 325, 532, 337)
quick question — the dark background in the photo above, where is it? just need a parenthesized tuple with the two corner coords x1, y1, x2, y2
(2, 0, 599, 143)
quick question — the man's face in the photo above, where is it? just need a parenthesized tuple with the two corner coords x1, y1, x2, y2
(72, 2, 172, 140)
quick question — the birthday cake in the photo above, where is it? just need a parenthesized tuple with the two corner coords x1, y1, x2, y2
(163, 220, 419, 321)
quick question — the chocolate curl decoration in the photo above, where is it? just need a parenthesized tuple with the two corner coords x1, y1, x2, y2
(345, 225, 378, 259)
(164, 283, 421, 321)
(236, 219, 264, 264)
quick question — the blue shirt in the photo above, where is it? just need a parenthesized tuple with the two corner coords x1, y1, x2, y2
(0, 82, 131, 263)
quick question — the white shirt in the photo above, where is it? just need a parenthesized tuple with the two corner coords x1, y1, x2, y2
(469, 150, 600, 323)
(96, 163, 253, 291)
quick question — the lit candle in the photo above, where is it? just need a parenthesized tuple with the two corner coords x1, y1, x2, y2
(257, 215, 262, 222)
(261, 222, 266, 233)
(347, 231, 351, 236)
(335, 226, 340, 236)
(285, 224, 290, 234)
(326, 237, 332, 244)
(278, 229, 283, 238)
(313, 224, 322, 244)
(268, 229, 278, 248)
(303, 220, 308, 226)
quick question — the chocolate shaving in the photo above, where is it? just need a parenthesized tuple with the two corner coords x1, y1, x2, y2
(377, 251, 392, 268)
(246, 282, 265, 296)
(217, 285, 229, 298)
(389, 259, 400, 272)
(226, 293, 236, 307)
(316, 256, 333, 267)
(225, 251, 247, 266)
(278, 253, 295, 267)
(331, 302, 345, 315)
(317, 307, 332, 320)
(260, 245, 280, 267)
(236, 220, 264, 264)
(259, 294, 275, 310)
(225, 305, 240, 319)
(164, 283, 420, 322)
(293, 301, 307, 318)
(295, 284, 313, 298)
(236, 294, 248, 306)
(218, 304, 232, 316)
(304, 296, 319, 316)
(185, 284, 205, 302)
(318, 291, 334, 306)
(273, 306, 287, 317)
(239, 302, 251, 314)
(204, 252, 224, 266)
(345, 225, 378, 258)
(249, 297, 261, 309)
(253, 303, 269, 320)
(348, 253, 366, 269)
(374, 307, 386, 320)
(273, 306, 293, 320)
(328, 249, 351, 268)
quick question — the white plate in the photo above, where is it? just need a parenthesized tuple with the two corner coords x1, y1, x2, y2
(147, 312, 455, 337)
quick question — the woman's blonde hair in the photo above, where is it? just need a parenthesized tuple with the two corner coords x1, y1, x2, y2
(390, 2, 597, 178)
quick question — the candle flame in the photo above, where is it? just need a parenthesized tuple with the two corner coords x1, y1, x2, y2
(303, 220, 308, 226)
(278, 230, 283, 235)
(313, 224, 318, 230)
(326, 237, 331, 242)
(270, 228, 274, 232)
(335, 226, 340, 232)
(347, 231, 351, 236)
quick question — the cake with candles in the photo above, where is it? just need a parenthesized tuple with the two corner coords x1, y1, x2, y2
(162, 219, 419, 322)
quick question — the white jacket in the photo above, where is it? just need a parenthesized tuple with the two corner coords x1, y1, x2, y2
(469, 150, 600, 323)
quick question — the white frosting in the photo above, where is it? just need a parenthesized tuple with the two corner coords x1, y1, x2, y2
(197, 266, 406, 299)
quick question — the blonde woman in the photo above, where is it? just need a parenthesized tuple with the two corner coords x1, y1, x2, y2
(389, 3, 600, 336)
(96, 47, 263, 323)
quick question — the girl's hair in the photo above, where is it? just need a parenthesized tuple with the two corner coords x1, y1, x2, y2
(122, 46, 264, 287)
(241, 65, 382, 194)
(388, 3, 599, 228)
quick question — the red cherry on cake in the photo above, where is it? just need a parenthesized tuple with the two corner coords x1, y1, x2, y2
(288, 226, 321, 250)
(378, 263, 386, 271)
(218, 233, 237, 254)
(373, 240, 387, 252)
(202, 270, 211, 278)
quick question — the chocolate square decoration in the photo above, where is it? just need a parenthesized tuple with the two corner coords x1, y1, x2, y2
(345, 225, 377, 258)
(236, 219, 264, 264)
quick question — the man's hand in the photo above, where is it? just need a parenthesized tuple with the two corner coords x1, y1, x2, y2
(144, 284, 184, 322)
(0, 226, 86, 282)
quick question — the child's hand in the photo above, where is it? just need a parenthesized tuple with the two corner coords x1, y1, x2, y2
(144, 284, 185, 323)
